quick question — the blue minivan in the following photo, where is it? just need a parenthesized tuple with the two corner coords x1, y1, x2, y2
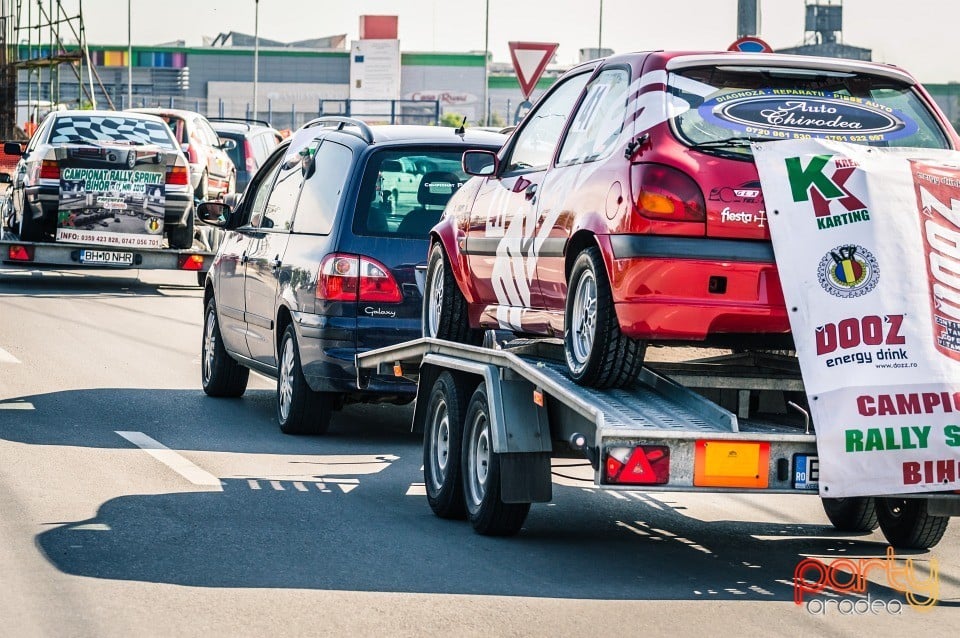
(197, 117, 504, 434)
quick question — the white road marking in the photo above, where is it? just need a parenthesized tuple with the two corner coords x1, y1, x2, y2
(0, 347, 20, 364)
(292, 481, 308, 492)
(71, 523, 111, 531)
(269, 480, 285, 491)
(247, 479, 261, 490)
(406, 482, 426, 496)
(115, 431, 222, 488)
(0, 401, 34, 410)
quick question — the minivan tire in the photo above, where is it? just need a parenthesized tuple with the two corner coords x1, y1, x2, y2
(201, 299, 249, 397)
(564, 247, 645, 389)
(424, 242, 483, 345)
(277, 323, 333, 435)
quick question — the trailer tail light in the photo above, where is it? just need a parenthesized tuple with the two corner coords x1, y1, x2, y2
(316, 253, 402, 303)
(7, 244, 34, 261)
(177, 254, 205, 271)
(605, 446, 670, 485)
(166, 165, 190, 186)
(693, 440, 770, 488)
(39, 160, 60, 180)
(631, 163, 705, 222)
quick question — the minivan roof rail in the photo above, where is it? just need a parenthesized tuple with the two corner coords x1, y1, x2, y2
(302, 116, 374, 144)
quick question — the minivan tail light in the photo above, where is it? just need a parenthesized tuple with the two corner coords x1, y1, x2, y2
(166, 165, 189, 185)
(39, 160, 60, 180)
(244, 140, 257, 173)
(631, 164, 705, 222)
(316, 253, 402, 303)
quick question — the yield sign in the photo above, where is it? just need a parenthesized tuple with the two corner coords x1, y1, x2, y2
(508, 41, 558, 101)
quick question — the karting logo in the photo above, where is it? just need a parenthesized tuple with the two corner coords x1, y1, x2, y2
(817, 244, 880, 298)
(785, 154, 870, 230)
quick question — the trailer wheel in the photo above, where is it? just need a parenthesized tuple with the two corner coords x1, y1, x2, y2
(423, 372, 467, 519)
(201, 299, 249, 397)
(821, 497, 878, 532)
(277, 324, 334, 435)
(877, 497, 949, 549)
(564, 247, 645, 389)
(462, 384, 530, 535)
(424, 242, 483, 345)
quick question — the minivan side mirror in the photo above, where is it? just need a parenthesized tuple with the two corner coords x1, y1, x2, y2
(462, 150, 498, 177)
(3, 142, 24, 156)
(197, 201, 231, 228)
(218, 138, 237, 151)
(0, 172, 11, 183)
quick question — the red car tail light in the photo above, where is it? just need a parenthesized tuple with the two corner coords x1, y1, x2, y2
(177, 254, 205, 270)
(8, 244, 35, 261)
(605, 446, 670, 484)
(166, 165, 189, 186)
(631, 164, 705, 222)
(316, 253, 402, 303)
(39, 160, 60, 180)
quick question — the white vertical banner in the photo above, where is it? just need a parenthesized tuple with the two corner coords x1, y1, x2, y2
(754, 139, 960, 497)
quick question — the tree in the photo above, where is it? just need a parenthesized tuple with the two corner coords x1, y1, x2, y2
(440, 112, 466, 128)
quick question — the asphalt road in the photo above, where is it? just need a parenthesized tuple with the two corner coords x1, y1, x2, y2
(0, 266, 958, 637)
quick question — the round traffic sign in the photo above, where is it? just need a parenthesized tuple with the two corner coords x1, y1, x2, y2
(728, 36, 773, 53)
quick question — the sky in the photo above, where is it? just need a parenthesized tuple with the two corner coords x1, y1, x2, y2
(69, 1, 960, 83)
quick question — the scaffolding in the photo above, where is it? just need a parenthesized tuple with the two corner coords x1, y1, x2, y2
(0, 0, 115, 139)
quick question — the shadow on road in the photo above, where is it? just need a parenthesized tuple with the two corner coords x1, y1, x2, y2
(0, 388, 417, 453)
(35, 477, 931, 603)
(0, 268, 200, 297)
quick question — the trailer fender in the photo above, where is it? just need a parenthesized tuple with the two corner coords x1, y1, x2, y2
(415, 353, 552, 455)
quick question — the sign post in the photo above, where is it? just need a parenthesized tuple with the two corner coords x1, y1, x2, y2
(508, 41, 559, 102)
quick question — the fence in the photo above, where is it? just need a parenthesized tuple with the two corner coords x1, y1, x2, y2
(114, 96, 441, 130)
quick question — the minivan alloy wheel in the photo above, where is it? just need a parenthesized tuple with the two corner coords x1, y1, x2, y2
(202, 307, 217, 384)
(278, 337, 295, 422)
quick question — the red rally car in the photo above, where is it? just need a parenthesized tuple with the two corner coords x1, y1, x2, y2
(423, 51, 960, 388)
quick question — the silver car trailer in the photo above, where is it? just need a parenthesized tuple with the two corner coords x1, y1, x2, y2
(356, 338, 960, 548)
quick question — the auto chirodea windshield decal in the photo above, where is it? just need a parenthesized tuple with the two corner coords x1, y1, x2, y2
(698, 90, 919, 142)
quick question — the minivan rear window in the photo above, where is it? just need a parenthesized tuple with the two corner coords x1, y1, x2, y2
(668, 67, 950, 157)
(353, 148, 469, 238)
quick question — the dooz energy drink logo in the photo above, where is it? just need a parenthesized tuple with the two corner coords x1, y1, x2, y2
(785, 154, 870, 230)
(818, 244, 880, 298)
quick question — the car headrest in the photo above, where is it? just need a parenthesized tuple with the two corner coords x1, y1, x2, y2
(417, 171, 463, 207)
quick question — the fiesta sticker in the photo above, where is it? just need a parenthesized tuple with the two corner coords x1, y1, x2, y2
(817, 244, 880, 298)
(699, 90, 918, 142)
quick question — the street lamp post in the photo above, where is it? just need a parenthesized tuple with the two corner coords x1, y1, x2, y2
(482, 0, 489, 125)
(253, 0, 259, 119)
(127, 0, 132, 107)
(598, 0, 603, 56)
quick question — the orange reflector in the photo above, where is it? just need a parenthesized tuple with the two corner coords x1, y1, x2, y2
(393, 363, 402, 377)
(177, 254, 205, 271)
(8, 244, 34, 261)
(694, 440, 769, 488)
(533, 389, 544, 406)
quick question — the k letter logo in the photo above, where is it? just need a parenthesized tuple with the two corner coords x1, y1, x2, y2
(785, 154, 866, 217)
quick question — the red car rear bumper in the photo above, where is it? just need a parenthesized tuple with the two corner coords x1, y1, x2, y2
(603, 235, 791, 341)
